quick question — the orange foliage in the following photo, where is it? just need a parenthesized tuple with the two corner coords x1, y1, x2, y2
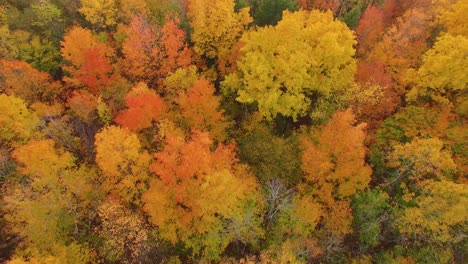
(0, 60, 60, 103)
(355, 60, 400, 130)
(122, 15, 192, 86)
(143, 131, 262, 257)
(295, 0, 338, 13)
(301, 109, 372, 236)
(176, 78, 228, 141)
(155, 15, 193, 80)
(115, 82, 167, 132)
(371, 8, 431, 91)
(356, 5, 384, 56)
(61, 26, 115, 93)
(75, 47, 115, 95)
(67, 90, 98, 123)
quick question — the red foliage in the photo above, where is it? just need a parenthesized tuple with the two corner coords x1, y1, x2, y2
(75, 47, 114, 95)
(356, 5, 384, 56)
(115, 91, 167, 132)
(296, 0, 338, 13)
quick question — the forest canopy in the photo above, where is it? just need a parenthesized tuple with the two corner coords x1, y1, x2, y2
(0, 0, 466, 263)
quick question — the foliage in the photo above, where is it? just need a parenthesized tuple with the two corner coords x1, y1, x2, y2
(94, 126, 151, 203)
(250, 0, 298, 26)
(352, 189, 389, 249)
(0, 94, 39, 145)
(301, 109, 372, 236)
(223, 10, 356, 121)
(1, 1, 467, 262)
(79, 0, 118, 29)
(398, 180, 468, 245)
(187, 0, 252, 60)
(143, 131, 264, 260)
(121, 14, 192, 86)
(407, 34, 468, 115)
(0, 60, 61, 103)
(115, 82, 167, 132)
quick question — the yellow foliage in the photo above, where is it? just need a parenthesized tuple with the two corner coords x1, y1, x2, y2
(407, 34, 468, 114)
(388, 138, 457, 180)
(223, 10, 356, 120)
(79, 0, 118, 28)
(437, 0, 468, 37)
(399, 180, 468, 244)
(0, 94, 39, 145)
(94, 126, 151, 202)
(97, 200, 149, 261)
(187, 0, 252, 59)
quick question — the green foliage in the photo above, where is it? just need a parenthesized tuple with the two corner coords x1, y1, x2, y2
(341, 2, 363, 28)
(238, 124, 303, 185)
(250, 0, 298, 26)
(352, 189, 389, 249)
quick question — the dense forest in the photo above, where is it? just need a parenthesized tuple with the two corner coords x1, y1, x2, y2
(0, 0, 466, 263)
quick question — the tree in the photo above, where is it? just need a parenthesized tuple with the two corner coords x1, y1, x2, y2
(406, 34, 468, 115)
(387, 138, 457, 181)
(79, 0, 118, 29)
(222, 10, 356, 121)
(355, 5, 384, 56)
(250, 0, 298, 26)
(301, 109, 372, 236)
(74, 46, 115, 95)
(0, 60, 61, 103)
(437, 0, 468, 37)
(0, 94, 39, 145)
(121, 15, 192, 86)
(352, 189, 389, 249)
(94, 126, 152, 203)
(5, 139, 97, 261)
(398, 180, 467, 247)
(67, 89, 99, 123)
(370, 105, 466, 181)
(97, 200, 149, 262)
(238, 124, 303, 185)
(115, 82, 167, 132)
(61, 26, 115, 94)
(143, 131, 264, 260)
(175, 77, 228, 142)
(155, 15, 192, 81)
(295, 0, 338, 13)
(371, 8, 431, 92)
(187, 0, 251, 60)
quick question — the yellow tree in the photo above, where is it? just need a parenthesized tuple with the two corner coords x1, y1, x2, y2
(222, 10, 356, 121)
(301, 109, 372, 237)
(399, 180, 467, 247)
(387, 138, 457, 181)
(94, 126, 152, 203)
(142, 131, 264, 260)
(5, 139, 96, 261)
(79, 0, 118, 28)
(0, 94, 39, 145)
(406, 34, 468, 115)
(187, 0, 251, 60)
(437, 0, 468, 37)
